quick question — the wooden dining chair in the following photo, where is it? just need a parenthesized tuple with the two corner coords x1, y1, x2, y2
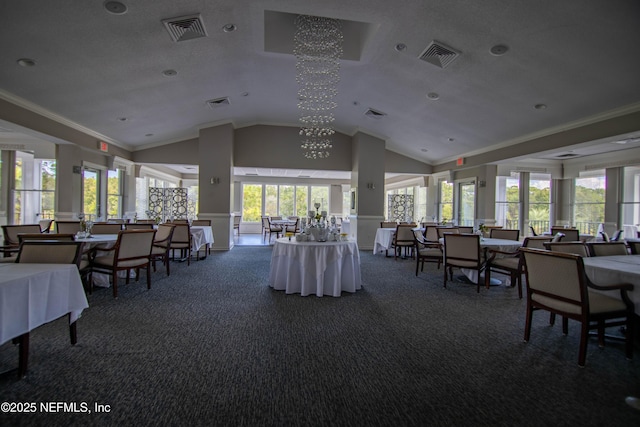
(90, 229, 157, 298)
(436, 227, 459, 239)
(586, 242, 629, 257)
(551, 227, 580, 241)
(489, 228, 520, 240)
(55, 221, 83, 234)
(443, 233, 488, 292)
(150, 224, 175, 276)
(125, 223, 155, 230)
(521, 248, 634, 366)
(543, 241, 589, 257)
(485, 236, 551, 299)
(2, 224, 42, 254)
(90, 222, 124, 234)
(169, 223, 192, 265)
(413, 229, 442, 275)
(392, 224, 415, 260)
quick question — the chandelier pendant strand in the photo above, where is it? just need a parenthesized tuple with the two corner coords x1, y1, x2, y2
(294, 15, 343, 159)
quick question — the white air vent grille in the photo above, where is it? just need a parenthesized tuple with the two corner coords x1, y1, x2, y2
(554, 153, 580, 159)
(206, 97, 230, 109)
(419, 41, 460, 68)
(162, 14, 207, 42)
(364, 108, 386, 119)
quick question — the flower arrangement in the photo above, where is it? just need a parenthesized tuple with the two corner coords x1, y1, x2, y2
(478, 223, 488, 233)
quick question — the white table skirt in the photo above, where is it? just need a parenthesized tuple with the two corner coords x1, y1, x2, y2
(373, 228, 396, 254)
(269, 238, 362, 297)
(0, 263, 89, 345)
(191, 226, 214, 252)
(583, 255, 640, 314)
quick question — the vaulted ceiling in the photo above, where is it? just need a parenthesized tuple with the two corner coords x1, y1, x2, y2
(1, 0, 639, 168)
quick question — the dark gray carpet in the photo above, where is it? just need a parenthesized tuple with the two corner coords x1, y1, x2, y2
(1, 247, 639, 426)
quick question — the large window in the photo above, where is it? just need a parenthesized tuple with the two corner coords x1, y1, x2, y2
(621, 166, 640, 228)
(82, 168, 100, 220)
(495, 173, 520, 229)
(310, 186, 329, 214)
(242, 184, 263, 222)
(107, 169, 123, 219)
(295, 186, 308, 217)
(241, 183, 330, 221)
(13, 151, 56, 224)
(528, 173, 551, 234)
(574, 171, 605, 235)
(438, 180, 453, 222)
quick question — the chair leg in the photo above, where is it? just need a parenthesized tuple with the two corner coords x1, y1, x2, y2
(549, 313, 556, 326)
(578, 321, 589, 366)
(625, 315, 634, 360)
(562, 317, 569, 335)
(597, 321, 605, 348)
(524, 305, 533, 342)
(165, 255, 170, 276)
(146, 264, 151, 290)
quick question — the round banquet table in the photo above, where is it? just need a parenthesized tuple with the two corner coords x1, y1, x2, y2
(269, 238, 362, 297)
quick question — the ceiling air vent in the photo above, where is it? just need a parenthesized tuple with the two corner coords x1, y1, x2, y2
(364, 108, 386, 119)
(162, 14, 208, 42)
(206, 97, 230, 109)
(554, 153, 580, 159)
(419, 40, 460, 69)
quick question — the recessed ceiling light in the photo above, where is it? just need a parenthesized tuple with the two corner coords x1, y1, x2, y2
(427, 92, 440, 100)
(162, 69, 177, 77)
(534, 103, 547, 110)
(490, 44, 509, 56)
(145, 133, 154, 137)
(104, 1, 127, 15)
(352, 101, 359, 106)
(117, 117, 128, 122)
(420, 148, 428, 152)
(222, 23, 236, 32)
(447, 137, 455, 142)
(241, 92, 249, 97)
(17, 58, 36, 67)
(395, 43, 407, 52)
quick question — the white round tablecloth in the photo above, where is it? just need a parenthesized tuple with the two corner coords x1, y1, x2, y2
(269, 238, 362, 297)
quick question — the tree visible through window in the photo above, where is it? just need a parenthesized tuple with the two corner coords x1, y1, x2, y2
(574, 173, 605, 235)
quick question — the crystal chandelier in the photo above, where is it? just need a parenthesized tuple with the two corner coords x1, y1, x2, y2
(294, 15, 343, 159)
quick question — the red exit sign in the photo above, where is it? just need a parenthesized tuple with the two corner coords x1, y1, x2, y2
(98, 141, 108, 152)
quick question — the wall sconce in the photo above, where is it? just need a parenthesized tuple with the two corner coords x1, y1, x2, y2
(366, 182, 375, 190)
(210, 177, 220, 185)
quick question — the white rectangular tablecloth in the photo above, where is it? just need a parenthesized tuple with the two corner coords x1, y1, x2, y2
(0, 263, 89, 345)
(269, 238, 362, 297)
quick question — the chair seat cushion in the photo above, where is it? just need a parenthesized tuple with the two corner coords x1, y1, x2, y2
(588, 290, 628, 314)
(447, 259, 478, 268)
(491, 257, 519, 270)
(170, 243, 190, 249)
(419, 248, 442, 256)
(93, 254, 149, 269)
(151, 246, 167, 255)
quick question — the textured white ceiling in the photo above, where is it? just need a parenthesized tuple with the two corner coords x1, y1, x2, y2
(0, 0, 639, 170)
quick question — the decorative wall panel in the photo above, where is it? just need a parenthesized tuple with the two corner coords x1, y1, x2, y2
(148, 187, 190, 222)
(387, 194, 414, 223)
